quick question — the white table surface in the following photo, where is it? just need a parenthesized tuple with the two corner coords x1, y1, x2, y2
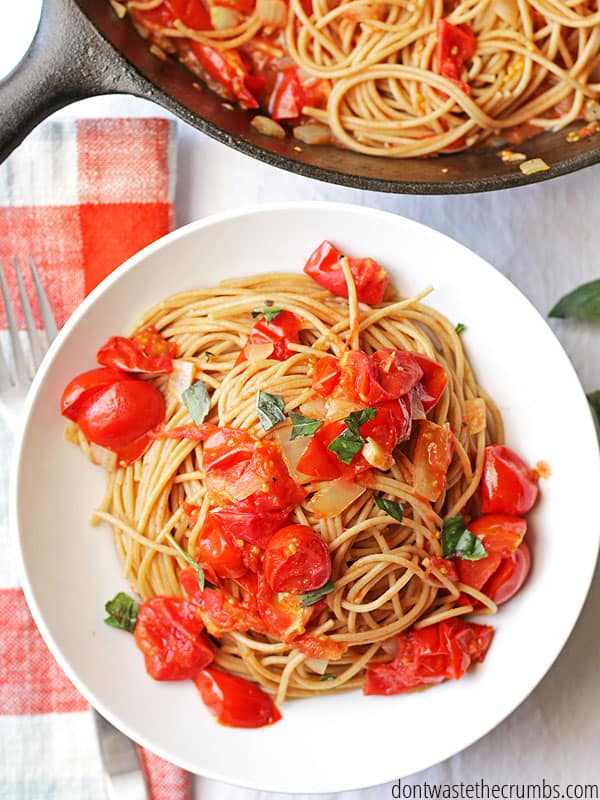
(2, 4, 600, 799)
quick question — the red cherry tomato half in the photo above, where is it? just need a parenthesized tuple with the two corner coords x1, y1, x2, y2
(132, 0, 211, 32)
(255, 574, 312, 640)
(96, 326, 177, 375)
(190, 43, 260, 110)
(312, 355, 341, 397)
(263, 524, 332, 594)
(412, 354, 449, 412)
(211, 500, 290, 550)
(75, 379, 166, 450)
(236, 309, 302, 365)
(195, 515, 247, 581)
(364, 619, 494, 695)
(303, 240, 389, 305)
(294, 633, 347, 661)
(134, 596, 213, 681)
(413, 421, 454, 502)
(483, 541, 531, 605)
(61, 367, 132, 421)
(480, 445, 539, 515)
(194, 668, 281, 728)
(469, 514, 527, 557)
(436, 19, 477, 93)
(370, 349, 423, 399)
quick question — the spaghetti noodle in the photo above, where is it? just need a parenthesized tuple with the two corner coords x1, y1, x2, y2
(62, 242, 539, 725)
(114, 0, 600, 157)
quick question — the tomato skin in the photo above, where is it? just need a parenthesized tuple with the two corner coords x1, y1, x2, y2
(364, 619, 494, 695)
(263, 524, 332, 593)
(191, 43, 260, 109)
(236, 309, 302, 365)
(412, 354, 449, 412)
(413, 421, 454, 501)
(96, 326, 177, 375)
(425, 556, 459, 583)
(194, 668, 281, 728)
(312, 355, 341, 397)
(480, 445, 539, 515)
(211, 501, 290, 550)
(134, 597, 213, 681)
(294, 634, 347, 661)
(483, 541, 531, 605)
(270, 68, 305, 120)
(75, 379, 166, 449)
(370, 349, 423, 399)
(468, 514, 527, 557)
(132, 0, 211, 31)
(195, 515, 247, 581)
(61, 367, 132, 421)
(256, 574, 312, 640)
(303, 241, 389, 305)
(436, 19, 477, 93)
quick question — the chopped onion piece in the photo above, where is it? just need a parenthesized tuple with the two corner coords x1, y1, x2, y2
(210, 5, 242, 28)
(381, 637, 399, 657)
(244, 342, 275, 361)
(256, 0, 287, 26)
(519, 158, 549, 175)
(362, 437, 394, 471)
(293, 123, 332, 145)
(168, 359, 195, 396)
(464, 398, 486, 434)
(90, 443, 118, 471)
(305, 657, 329, 675)
(409, 388, 426, 420)
(300, 397, 327, 418)
(251, 116, 286, 139)
(307, 478, 366, 519)
(272, 423, 310, 482)
(325, 397, 363, 421)
(584, 101, 600, 122)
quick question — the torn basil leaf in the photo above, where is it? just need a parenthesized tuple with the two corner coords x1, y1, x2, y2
(441, 515, 487, 561)
(289, 410, 323, 440)
(104, 592, 139, 633)
(455, 322, 466, 335)
(257, 390, 286, 431)
(374, 496, 404, 523)
(549, 280, 600, 320)
(328, 407, 377, 464)
(182, 380, 210, 424)
(299, 580, 334, 607)
(344, 407, 377, 436)
(252, 307, 283, 323)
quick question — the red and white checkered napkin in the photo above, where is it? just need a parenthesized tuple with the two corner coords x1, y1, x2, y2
(0, 117, 192, 800)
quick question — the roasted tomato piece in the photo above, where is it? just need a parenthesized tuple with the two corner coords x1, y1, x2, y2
(436, 19, 477, 92)
(303, 240, 389, 305)
(424, 556, 459, 583)
(211, 500, 290, 550)
(312, 355, 341, 397)
(96, 326, 177, 375)
(256, 574, 312, 640)
(296, 430, 345, 480)
(191, 43, 260, 109)
(131, 0, 211, 31)
(483, 541, 531, 605)
(413, 354, 449, 412)
(236, 309, 302, 365)
(364, 619, 494, 695)
(195, 514, 247, 581)
(413, 421, 454, 502)
(480, 445, 539, 515)
(370, 349, 423, 398)
(264, 524, 331, 593)
(61, 367, 132, 421)
(134, 596, 213, 681)
(194, 668, 281, 728)
(294, 634, 347, 660)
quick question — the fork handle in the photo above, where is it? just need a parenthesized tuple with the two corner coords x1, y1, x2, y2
(0, 0, 141, 163)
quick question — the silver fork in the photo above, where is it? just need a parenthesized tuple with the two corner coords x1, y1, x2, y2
(0, 257, 149, 798)
(0, 255, 58, 433)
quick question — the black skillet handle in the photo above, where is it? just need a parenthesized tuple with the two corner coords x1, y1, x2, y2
(0, 0, 141, 163)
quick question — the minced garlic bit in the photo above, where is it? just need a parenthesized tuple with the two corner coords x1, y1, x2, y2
(566, 120, 600, 143)
(519, 158, 549, 176)
(497, 148, 527, 163)
(251, 115, 286, 139)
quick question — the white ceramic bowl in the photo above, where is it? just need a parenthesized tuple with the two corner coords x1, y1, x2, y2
(11, 202, 600, 793)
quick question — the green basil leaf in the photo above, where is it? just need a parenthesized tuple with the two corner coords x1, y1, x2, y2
(257, 390, 286, 431)
(165, 532, 217, 591)
(104, 592, 139, 633)
(374, 496, 404, 523)
(549, 279, 600, 320)
(289, 410, 323, 440)
(455, 322, 466, 335)
(587, 390, 600, 422)
(345, 407, 377, 437)
(328, 428, 364, 464)
(252, 307, 283, 323)
(441, 515, 488, 561)
(182, 380, 211, 425)
(299, 580, 335, 608)
(320, 674, 336, 681)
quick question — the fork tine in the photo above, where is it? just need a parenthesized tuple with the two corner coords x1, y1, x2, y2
(13, 256, 44, 369)
(0, 307, 11, 390)
(0, 262, 29, 387)
(28, 255, 58, 345)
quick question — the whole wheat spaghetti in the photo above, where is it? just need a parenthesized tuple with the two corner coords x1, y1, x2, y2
(116, 0, 600, 157)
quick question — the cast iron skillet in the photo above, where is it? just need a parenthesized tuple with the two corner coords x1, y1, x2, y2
(1, 0, 599, 192)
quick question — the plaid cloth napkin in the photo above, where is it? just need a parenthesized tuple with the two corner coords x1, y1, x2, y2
(0, 117, 192, 800)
